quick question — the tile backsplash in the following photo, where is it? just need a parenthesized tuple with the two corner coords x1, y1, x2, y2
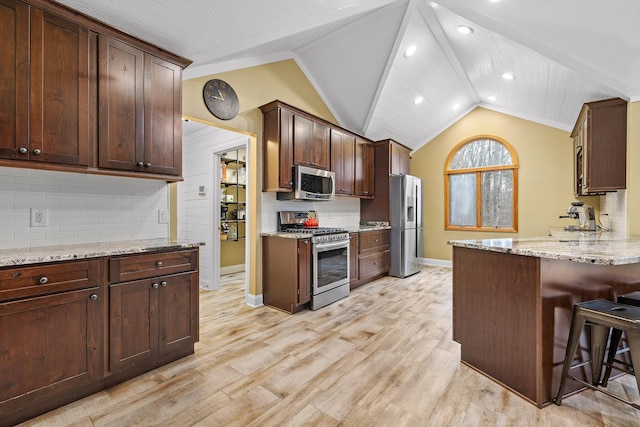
(0, 167, 169, 249)
(601, 190, 626, 234)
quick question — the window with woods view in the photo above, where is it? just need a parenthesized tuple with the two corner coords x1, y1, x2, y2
(445, 136, 518, 232)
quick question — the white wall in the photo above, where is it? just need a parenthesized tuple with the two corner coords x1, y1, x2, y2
(260, 192, 360, 232)
(178, 123, 249, 290)
(0, 166, 169, 249)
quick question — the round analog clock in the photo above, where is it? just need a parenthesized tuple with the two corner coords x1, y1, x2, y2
(203, 79, 239, 120)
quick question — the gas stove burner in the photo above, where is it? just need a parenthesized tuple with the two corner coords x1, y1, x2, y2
(281, 226, 347, 235)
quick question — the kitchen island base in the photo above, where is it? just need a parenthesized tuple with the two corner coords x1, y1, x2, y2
(452, 246, 640, 407)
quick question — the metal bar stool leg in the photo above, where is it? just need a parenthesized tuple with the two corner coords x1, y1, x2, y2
(554, 309, 586, 405)
(590, 323, 611, 385)
(627, 329, 640, 393)
(601, 328, 623, 387)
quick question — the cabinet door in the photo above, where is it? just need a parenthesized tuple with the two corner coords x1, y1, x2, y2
(157, 272, 199, 355)
(0, 287, 102, 410)
(29, 8, 90, 166)
(349, 232, 359, 286)
(294, 115, 330, 170)
(98, 36, 144, 172)
(0, 0, 29, 160)
(390, 142, 410, 176)
(109, 278, 155, 372)
(355, 139, 374, 198)
(297, 239, 311, 304)
(331, 129, 355, 195)
(143, 54, 182, 176)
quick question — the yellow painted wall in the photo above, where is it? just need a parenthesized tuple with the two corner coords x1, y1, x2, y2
(180, 59, 336, 296)
(410, 106, 600, 261)
(626, 102, 640, 235)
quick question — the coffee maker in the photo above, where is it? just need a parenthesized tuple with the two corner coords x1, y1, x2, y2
(559, 202, 596, 231)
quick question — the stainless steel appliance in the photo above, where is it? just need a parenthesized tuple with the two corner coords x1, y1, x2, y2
(389, 175, 423, 278)
(278, 211, 349, 309)
(277, 166, 336, 201)
(559, 202, 596, 231)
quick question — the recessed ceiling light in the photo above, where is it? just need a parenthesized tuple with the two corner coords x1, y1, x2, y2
(502, 73, 515, 80)
(429, 2, 439, 8)
(404, 45, 417, 58)
(451, 103, 460, 111)
(487, 95, 497, 101)
(414, 96, 424, 105)
(457, 25, 474, 35)
(489, 0, 502, 3)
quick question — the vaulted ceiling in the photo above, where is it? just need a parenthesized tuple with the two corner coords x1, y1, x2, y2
(56, 0, 639, 150)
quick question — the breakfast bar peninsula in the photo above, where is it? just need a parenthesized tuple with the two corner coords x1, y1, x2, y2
(449, 232, 640, 407)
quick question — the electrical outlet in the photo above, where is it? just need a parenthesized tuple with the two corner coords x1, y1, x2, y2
(30, 208, 48, 227)
(158, 209, 169, 224)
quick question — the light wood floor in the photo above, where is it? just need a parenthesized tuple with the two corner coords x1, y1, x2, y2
(20, 267, 640, 426)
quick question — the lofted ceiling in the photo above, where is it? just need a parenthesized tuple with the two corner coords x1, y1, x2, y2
(55, 0, 640, 150)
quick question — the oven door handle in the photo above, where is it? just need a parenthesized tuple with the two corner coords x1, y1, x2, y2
(313, 240, 349, 252)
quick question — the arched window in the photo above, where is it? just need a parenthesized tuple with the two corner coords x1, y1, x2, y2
(444, 135, 518, 232)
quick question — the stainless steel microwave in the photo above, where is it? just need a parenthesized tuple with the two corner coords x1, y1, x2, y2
(277, 165, 335, 201)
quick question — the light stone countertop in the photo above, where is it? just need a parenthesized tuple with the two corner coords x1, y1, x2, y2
(0, 238, 204, 268)
(448, 231, 640, 265)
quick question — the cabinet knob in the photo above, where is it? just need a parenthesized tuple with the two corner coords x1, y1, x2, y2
(145, 163, 152, 168)
(152, 282, 159, 289)
(19, 147, 27, 154)
(39, 276, 48, 284)
(90, 294, 98, 300)
(161, 281, 168, 287)
(137, 161, 144, 167)
(156, 261, 163, 267)
(33, 148, 41, 155)
(373, 239, 378, 242)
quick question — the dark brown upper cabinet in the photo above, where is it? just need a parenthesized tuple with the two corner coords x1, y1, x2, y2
(98, 36, 183, 177)
(0, 0, 90, 166)
(0, 0, 190, 181)
(331, 129, 356, 196)
(572, 97, 627, 195)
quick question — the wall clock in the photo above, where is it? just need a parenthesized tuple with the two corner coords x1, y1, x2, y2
(203, 79, 239, 120)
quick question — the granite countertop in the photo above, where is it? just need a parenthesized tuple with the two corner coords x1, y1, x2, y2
(0, 238, 204, 268)
(448, 231, 640, 265)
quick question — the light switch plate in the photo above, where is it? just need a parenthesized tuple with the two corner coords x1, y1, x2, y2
(158, 209, 169, 224)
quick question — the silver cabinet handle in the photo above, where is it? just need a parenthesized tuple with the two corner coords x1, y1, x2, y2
(145, 163, 151, 168)
(19, 147, 27, 154)
(137, 161, 144, 167)
(39, 276, 48, 284)
(152, 283, 159, 289)
(156, 261, 163, 267)
(161, 281, 167, 287)
(33, 148, 41, 155)
(90, 294, 98, 300)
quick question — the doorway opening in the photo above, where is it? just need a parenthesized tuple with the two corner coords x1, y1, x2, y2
(179, 119, 251, 300)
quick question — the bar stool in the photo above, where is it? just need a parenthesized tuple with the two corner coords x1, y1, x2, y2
(600, 291, 640, 386)
(554, 299, 640, 410)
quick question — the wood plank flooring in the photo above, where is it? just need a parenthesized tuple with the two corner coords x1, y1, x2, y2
(19, 267, 640, 426)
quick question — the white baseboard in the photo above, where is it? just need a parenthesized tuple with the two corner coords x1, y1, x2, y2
(246, 293, 263, 307)
(418, 257, 452, 268)
(221, 264, 245, 275)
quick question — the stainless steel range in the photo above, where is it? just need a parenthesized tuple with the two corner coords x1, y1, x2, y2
(278, 211, 350, 310)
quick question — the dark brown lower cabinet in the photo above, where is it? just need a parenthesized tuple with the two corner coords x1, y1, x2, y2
(0, 287, 103, 427)
(351, 229, 390, 289)
(0, 247, 199, 427)
(263, 236, 311, 313)
(109, 271, 199, 373)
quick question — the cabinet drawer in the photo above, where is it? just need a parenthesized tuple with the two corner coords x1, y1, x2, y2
(109, 250, 198, 283)
(359, 230, 390, 253)
(0, 260, 101, 302)
(358, 250, 390, 280)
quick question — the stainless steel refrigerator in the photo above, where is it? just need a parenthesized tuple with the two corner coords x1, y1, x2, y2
(389, 174, 423, 278)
